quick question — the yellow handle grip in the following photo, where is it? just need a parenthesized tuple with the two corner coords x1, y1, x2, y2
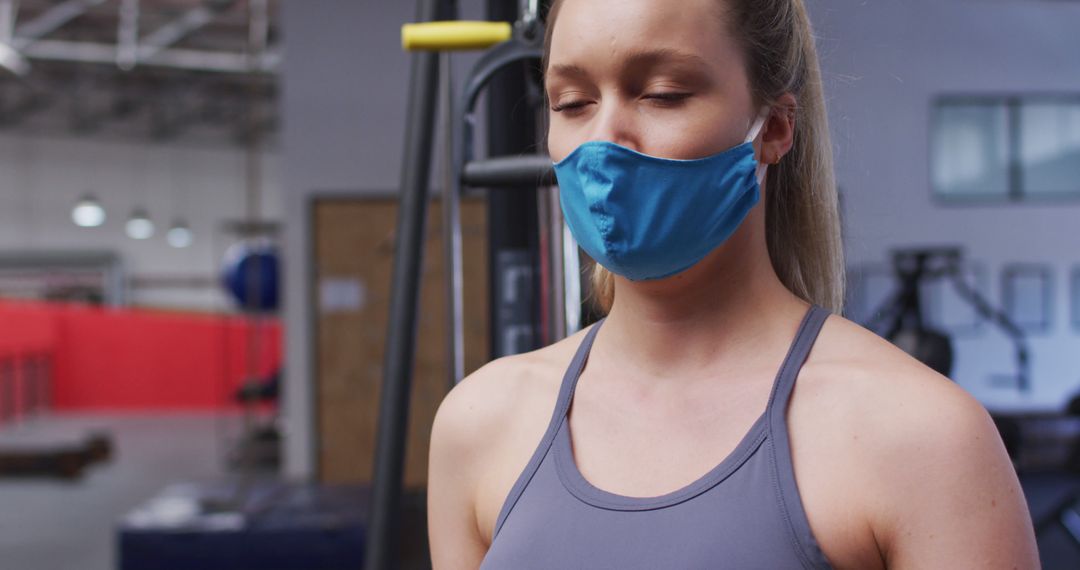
(401, 21, 513, 51)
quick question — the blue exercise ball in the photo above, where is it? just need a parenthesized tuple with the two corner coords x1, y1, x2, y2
(221, 242, 280, 312)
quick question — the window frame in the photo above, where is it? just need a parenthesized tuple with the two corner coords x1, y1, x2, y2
(930, 94, 1080, 205)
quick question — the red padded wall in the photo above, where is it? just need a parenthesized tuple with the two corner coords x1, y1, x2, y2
(0, 300, 281, 411)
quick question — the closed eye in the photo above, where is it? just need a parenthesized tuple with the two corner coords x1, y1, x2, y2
(551, 100, 591, 113)
(643, 92, 692, 104)
(550, 92, 692, 114)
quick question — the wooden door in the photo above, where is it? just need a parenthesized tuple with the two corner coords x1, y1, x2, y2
(312, 197, 489, 488)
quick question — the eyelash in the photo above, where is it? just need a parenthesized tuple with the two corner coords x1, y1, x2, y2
(550, 92, 692, 113)
(645, 92, 692, 104)
(550, 100, 587, 113)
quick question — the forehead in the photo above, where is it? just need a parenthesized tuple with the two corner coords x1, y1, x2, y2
(548, 0, 739, 74)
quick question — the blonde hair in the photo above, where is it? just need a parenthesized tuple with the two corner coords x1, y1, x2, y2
(543, 0, 846, 314)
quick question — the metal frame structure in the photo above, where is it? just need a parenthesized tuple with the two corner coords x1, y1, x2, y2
(0, 0, 279, 144)
(363, 0, 451, 566)
(0, 250, 126, 305)
(1, 0, 278, 75)
(366, 1, 585, 567)
(866, 247, 1031, 392)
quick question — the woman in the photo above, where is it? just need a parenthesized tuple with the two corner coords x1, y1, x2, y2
(428, 0, 1040, 567)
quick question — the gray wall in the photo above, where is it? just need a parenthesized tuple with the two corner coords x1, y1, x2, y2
(0, 132, 282, 310)
(279, 0, 486, 479)
(280, 0, 1080, 478)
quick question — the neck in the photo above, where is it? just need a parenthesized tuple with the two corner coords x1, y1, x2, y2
(594, 206, 810, 383)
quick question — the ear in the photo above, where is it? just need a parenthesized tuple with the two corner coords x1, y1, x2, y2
(760, 93, 797, 164)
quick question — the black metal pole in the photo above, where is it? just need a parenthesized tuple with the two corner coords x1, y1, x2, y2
(487, 0, 542, 359)
(364, 0, 452, 568)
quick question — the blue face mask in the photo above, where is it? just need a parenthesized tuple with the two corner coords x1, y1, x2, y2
(553, 113, 769, 281)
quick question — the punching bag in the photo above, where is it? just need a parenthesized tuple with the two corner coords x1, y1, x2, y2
(221, 242, 281, 312)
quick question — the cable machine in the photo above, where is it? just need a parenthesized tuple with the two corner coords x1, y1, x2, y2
(865, 247, 1030, 391)
(365, 1, 580, 567)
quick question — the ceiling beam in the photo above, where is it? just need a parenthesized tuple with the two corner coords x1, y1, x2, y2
(138, 0, 238, 62)
(20, 39, 280, 74)
(13, 0, 107, 50)
(0, 0, 17, 45)
(116, 0, 137, 69)
(0, 0, 29, 76)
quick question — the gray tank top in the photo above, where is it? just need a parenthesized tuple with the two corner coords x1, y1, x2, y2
(479, 305, 835, 569)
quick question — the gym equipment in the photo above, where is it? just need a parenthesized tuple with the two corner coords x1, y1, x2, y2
(0, 351, 94, 480)
(1031, 395, 1080, 549)
(0, 311, 114, 480)
(420, 0, 579, 383)
(401, 20, 512, 50)
(0, 430, 112, 480)
(865, 247, 1031, 391)
(1036, 498, 1080, 550)
(365, 0, 450, 565)
(118, 480, 432, 570)
(215, 220, 283, 475)
(228, 367, 281, 472)
(368, 0, 581, 567)
(480, 0, 550, 364)
(443, 0, 574, 382)
(234, 367, 280, 404)
(865, 249, 955, 376)
(221, 241, 281, 312)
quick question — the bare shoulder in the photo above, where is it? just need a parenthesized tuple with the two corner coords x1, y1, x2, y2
(805, 312, 1009, 481)
(429, 325, 597, 547)
(800, 313, 1039, 568)
(803, 312, 981, 424)
(792, 313, 991, 466)
(431, 324, 593, 460)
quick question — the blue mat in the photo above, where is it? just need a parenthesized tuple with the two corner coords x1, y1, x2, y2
(118, 480, 368, 570)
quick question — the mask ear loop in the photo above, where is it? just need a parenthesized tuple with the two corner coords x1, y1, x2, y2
(745, 108, 770, 187)
(744, 113, 768, 144)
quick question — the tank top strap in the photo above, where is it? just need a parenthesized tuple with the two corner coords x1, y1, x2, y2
(766, 304, 831, 433)
(490, 318, 606, 539)
(765, 305, 834, 570)
(553, 317, 606, 419)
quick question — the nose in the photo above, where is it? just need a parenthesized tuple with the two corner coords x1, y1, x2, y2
(589, 98, 640, 151)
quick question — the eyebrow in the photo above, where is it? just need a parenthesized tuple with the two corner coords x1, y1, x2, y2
(547, 47, 711, 80)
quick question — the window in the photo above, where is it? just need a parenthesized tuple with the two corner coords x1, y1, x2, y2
(1002, 264, 1053, 333)
(1020, 101, 1080, 198)
(931, 96, 1080, 202)
(932, 102, 1011, 200)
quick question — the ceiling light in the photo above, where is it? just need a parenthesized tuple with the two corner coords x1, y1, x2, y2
(125, 208, 155, 240)
(166, 220, 193, 248)
(71, 195, 106, 228)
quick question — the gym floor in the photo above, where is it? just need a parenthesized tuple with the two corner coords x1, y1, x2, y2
(0, 412, 1076, 570)
(0, 412, 236, 570)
